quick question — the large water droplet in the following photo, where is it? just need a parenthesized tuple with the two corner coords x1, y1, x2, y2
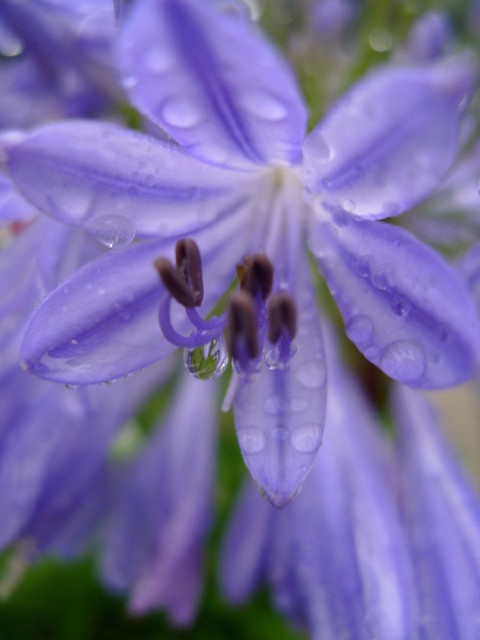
(183, 336, 229, 380)
(162, 97, 203, 128)
(241, 90, 288, 121)
(379, 340, 426, 382)
(346, 315, 374, 344)
(297, 360, 326, 388)
(291, 424, 322, 453)
(237, 427, 266, 454)
(87, 214, 135, 249)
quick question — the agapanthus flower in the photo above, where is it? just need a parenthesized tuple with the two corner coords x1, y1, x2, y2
(4, 0, 480, 512)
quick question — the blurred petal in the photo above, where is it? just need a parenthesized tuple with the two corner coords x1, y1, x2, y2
(119, 0, 306, 167)
(0, 174, 37, 224)
(310, 219, 480, 387)
(21, 209, 253, 383)
(102, 375, 217, 624)
(233, 256, 327, 507)
(302, 61, 474, 220)
(219, 480, 273, 604)
(7, 120, 248, 238)
(393, 386, 480, 640)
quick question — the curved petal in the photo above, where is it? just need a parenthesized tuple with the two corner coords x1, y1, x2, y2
(393, 386, 480, 640)
(233, 255, 327, 507)
(311, 218, 480, 387)
(7, 120, 248, 238)
(119, 0, 306, 167)
(21, 208, 254, 383)
(302, 60, 475, 220)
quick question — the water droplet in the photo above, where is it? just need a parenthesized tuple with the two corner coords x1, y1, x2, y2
(264, 395, 283, 415)
(342, 198, 356, 213)
(87, 215, 135, 249)
(183, 336, 229, 380)
(370, 263, 394, 290)
(356, 255, 372, 278)
(346, 315, 374, 344)
(237, 427, 266, 454)
(297, 360, 326, 388)
(162, 97, 203, 128)
(264, 342, 297, 370)
(290, 395, 308, 412)
(144, 46, 175, 73)
(390, 297, 411, 317)
(291, 424, 321, 453)
(240, 90, 288, 121)
(368, 28, 393, 52)
(379, 340, 426, 382)
(123, 75, 139, 89)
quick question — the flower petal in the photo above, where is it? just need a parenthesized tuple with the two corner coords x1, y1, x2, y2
(101, 374, 217, 624)
(0, 174, 37, 224)
(233, 255, 327, 507)
(119, 0, 306, 167)
(7, 120, 247, 237)
(393, 386, 480, 640)
(310, 219, 480, 387)
(219, 480, 273, 604)
(21, 209, 253, 383)
(268, 331, 416, 639)
(302, 61, 475, 220)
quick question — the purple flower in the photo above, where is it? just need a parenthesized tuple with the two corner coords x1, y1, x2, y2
(4, 0, 480, 506)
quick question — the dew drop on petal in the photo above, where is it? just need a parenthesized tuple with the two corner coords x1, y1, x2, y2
(379, 340, 426, 383)
(162, 97, 203, 128)
(237, 427, 266, 454)
(342, 198, 356, 213)
(290, 424, 322, 453)
(264, 394, 283, 415)
(297, 360, 326, 388)
(123, 75, 139, 89)
(303, 130, 332, 164)
(183, 336, 229, 380)
(143, 46, 175, 74)
(345, 315, 374, 344)
(240, 90, 288, 121)
(86, 214, 135, 249)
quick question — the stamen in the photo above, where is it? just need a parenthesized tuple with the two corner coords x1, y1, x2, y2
(237, 254, 273, 302)
(175, 238, 204, 305)
(267, 291, 297, 343)
(154, 257, 198, 308)
(227, 291, 259, 361)
(158, 296, 223, 348)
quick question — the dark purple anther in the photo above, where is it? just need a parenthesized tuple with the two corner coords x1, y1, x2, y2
(267, 291, 297, 343)
(227, 291, 259, 360)
(154, 238, 204, 308)
(175, 238, 204, 305)
(237, 254, 273, 302)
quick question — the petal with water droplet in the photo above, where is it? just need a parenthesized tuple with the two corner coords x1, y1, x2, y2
(21, 210, 253, 384)
(302, 61, 475, 220)
(233, 257, 327, 507)
(310, 219, 480, 387)
(7, 120, 246, 238)
(119, 0, 306, 167)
